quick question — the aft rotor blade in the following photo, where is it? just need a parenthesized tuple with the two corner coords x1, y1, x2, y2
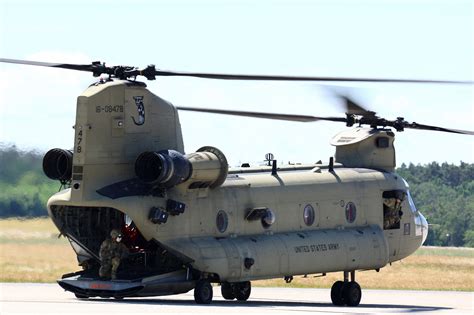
(157, 69, 472, 84)
(404, 122, 474, 135)
(2, 58, 473, 84)
(0, 58, 97, 73)
(176, 106, 347, 123)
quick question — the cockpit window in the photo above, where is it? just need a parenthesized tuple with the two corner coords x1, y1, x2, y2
(407, 191, 417, 213)
(382, 190, 406, 230)
(407, 191, 425, 237)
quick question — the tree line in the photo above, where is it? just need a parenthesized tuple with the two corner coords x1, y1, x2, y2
(0, 144, 472, 247)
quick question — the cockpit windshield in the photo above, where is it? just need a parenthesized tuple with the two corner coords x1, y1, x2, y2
(407, 191, 417, 213)
(407, 191, 427, 239)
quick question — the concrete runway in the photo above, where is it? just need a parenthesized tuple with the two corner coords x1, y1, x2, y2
(0, 283, 472, 315)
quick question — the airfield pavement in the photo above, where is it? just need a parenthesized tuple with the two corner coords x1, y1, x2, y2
(0, 283, 472, 315)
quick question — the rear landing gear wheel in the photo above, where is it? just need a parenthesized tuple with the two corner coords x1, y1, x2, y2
(330, 281, 345, 306)
(221, 282, 235, 300)
(234, 281, 251, 301)
(343, 282, 361, 306)
(194, 280, 213, 304)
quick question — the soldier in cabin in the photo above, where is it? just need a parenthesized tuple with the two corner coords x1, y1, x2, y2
(383, 197, 403, 229)
(99, 229, 129, 280)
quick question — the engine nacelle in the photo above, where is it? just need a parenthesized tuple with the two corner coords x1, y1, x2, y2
(42, 148, 73, 182)
(186, 146, 229, 189)
(135, 146, 228, 189)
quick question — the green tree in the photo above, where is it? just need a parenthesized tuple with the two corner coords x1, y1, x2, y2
(0, 144, 57, 217)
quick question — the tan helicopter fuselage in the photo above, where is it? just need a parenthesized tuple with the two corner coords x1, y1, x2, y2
(47, 80, 428, 283)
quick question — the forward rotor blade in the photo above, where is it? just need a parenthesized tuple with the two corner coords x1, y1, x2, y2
(177, 106, 474, 135)
(338, 95, 374, 116)
(157, 69, 472, 84)
(176, 106, 346, 123)
(404, 122, 474, 135)
(0, 58, 96, 72)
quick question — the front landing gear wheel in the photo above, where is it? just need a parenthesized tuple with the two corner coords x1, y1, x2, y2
(330, 281, 345, 306)
(234, 281, 251, 301)
(221, 282, 235, 300)
(194, 280, 213, 304)
(344, 282, 361, 306)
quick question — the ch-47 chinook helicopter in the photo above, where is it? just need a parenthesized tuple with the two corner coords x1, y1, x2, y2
(1, 58, 473, 307)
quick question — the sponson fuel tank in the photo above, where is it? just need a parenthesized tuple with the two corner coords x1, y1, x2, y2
(164, 225, 389, 282)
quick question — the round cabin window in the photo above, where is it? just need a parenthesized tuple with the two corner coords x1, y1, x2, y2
(303, 204, 315, 226)
(216, 210, 228, 233)
(345, 202, 357, 223)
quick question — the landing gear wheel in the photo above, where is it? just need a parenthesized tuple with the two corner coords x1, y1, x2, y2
(344, 282, 361, 306)
(221, 282, 235, 300)
(234, 281, 251, 301)
(74, 293, 89, 299)
(194, 280, 213, 304)
(330, 281, 345, 306)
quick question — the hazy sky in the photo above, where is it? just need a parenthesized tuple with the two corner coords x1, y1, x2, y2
(0, 0, 472, 166)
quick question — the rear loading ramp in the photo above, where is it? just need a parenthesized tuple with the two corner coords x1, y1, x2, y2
(58, 269, 194, 298)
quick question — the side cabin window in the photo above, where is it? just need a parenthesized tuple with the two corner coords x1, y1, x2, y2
(382, 190, 406, 230)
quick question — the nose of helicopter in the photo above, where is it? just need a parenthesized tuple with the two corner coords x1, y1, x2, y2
(419, 211, 429, 245)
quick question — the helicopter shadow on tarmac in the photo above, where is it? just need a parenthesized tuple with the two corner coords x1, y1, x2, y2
(87, 297, 451, 313)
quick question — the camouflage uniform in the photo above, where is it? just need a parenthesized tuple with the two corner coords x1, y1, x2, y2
(99, 229, 128, 280)
(383, 198, 402, 229)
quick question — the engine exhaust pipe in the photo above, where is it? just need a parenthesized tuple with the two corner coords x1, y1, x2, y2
(135, 150, 191, 187)
(42, 148, 73, 181)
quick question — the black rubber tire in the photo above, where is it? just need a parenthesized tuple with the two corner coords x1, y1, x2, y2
(221, 282, 235, 300)
(330, 281, 345, 306)
(234, 281, 251, 301)
(74, 293, 89, 299)
(194, 280, 213, 304)
(344, 281, 362, 307)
